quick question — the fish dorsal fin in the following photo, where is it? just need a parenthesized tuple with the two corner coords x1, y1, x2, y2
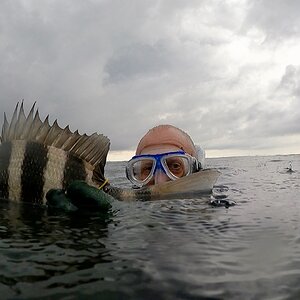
(1, 102, 110, 167)
(1, 112, 9, 143)
(6, 102, 20, 141)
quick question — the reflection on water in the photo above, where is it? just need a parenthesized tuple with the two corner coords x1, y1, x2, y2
(0, 154, 299, 299)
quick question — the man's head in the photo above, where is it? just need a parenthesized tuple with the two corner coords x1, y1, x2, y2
(126, 125, 199, 186)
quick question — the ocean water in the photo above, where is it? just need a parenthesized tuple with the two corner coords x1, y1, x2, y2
(0, 154, 299, 300)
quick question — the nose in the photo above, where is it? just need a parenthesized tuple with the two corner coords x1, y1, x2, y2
(153, 169, 170, 184)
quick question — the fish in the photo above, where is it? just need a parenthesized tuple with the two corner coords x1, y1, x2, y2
(104, 168, 221, 201)
(0, 102, 110, 205)
(0, 102, 220, 204)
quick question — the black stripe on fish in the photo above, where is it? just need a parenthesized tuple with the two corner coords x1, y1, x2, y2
(21, 142, 48, 204)
(0, 142, 12, 199)
(63, 154, 87, 190)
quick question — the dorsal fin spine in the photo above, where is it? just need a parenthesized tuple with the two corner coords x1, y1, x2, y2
(7, 102, 19, 140)
(1, 112, 8, 142)
(20, 102, 36, 139)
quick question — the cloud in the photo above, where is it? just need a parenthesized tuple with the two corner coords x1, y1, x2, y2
(244, 0, 300, 41)
(103, 42, 171, 84)
(0, 0, 299, 159)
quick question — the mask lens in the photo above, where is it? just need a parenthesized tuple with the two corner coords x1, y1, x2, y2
(164, 156, 190, 178)
(131, 158, 155, 183)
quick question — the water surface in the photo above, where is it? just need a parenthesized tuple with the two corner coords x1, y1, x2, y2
(0, 155, 299, 299)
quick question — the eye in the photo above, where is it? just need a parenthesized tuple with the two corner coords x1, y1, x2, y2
(165, 156, 190, 178)
(141, 165, 152, 173)
(140, 161, 154, 177)
(133, 159, 154, 180)
(169, 162, 181, 170)
(167, 158, 184, 173)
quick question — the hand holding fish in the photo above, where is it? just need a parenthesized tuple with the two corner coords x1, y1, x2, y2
(46, 181, 113, 212)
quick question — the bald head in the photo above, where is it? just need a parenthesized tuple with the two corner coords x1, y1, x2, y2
(136, 125, 197, 157)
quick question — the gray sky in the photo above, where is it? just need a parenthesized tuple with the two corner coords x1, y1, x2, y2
(1, 0, 299, 160)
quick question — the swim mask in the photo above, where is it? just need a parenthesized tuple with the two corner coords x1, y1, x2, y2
(126, 151, 199, 187)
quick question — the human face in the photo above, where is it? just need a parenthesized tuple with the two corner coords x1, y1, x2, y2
(126, 145, 197, 186)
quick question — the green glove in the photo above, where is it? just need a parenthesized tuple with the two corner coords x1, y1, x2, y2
(66, 180, 112, 211)
(46, 180, 113, 212)
(46, 189, 78, 211)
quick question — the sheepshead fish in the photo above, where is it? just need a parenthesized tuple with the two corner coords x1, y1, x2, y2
(0, 102, 220, 204)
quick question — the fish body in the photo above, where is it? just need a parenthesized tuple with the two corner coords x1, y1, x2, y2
(0, 102, 220, 204)
(0, 102, 109, 204)
(0, 140, 96, 204)
(103, 168, 220, 201)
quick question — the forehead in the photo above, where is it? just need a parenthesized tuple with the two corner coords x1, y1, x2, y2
(140, 144, 182, 155)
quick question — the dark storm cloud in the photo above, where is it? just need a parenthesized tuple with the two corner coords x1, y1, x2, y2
(104, 43, 171, 84)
